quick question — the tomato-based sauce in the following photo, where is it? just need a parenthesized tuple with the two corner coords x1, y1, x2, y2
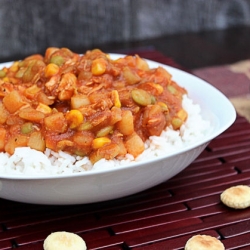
(0, 48, 187, 163)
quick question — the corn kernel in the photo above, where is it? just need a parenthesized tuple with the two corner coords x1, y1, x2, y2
(157, 102, 169, 112)
(150, 82, 163, 94)
(45, 63, 60, 78)
(65, 109, 84, 129)
(91, 58, 107, 75)
(92, 137, 111, 149)
(36, 103, 52, 114)
(9, 61, 19, 72)
(177, 109, 188, 121)
(3, 77, 9, 83)
(155, 84, 163, 94)
(111, 90, 121, 108)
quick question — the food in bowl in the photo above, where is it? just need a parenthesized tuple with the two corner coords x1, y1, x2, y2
(0, 48, 210, 176)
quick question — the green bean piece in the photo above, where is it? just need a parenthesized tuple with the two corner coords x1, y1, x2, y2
(0, 70, 6, 78)
(15, 68, 26, 78)
(131, 89, 152, 106)
(21, 122, 34, 134)
(50, 56, 64, 66)
(167, 85, 177, 95)
(171, 117, 183, 130)
(96, 126, 113, 137)
(78, 121, 93, 131)
(74, 150, 86, 157)
(151, 95, 156, 104)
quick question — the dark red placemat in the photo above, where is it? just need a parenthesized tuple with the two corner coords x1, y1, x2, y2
(0, 49, 249, 250)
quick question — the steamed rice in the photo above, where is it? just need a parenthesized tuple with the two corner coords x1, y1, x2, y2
(0, 95, 211, 176)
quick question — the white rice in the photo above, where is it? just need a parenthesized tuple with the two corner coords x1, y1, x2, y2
(0, 95, 211, 176)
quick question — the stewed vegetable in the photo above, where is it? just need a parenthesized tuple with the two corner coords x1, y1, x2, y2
(0, 48, 187, 163)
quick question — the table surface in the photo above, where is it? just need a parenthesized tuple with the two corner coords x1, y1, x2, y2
(1, 26, 250, 250)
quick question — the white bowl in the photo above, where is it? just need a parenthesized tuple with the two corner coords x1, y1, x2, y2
(0, 55, 236, 205)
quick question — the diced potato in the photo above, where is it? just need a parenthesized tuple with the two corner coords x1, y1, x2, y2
(28, 131, 46, 152)
(135, 55, 149, 71)
(123, 66, 141, 85)
(3, 90, 26, 113)
(124, 132, 144, 158)
(73, 131, 94, 147)
(44, 112, 67, 133)
(71, 94, 90, 109)
(0, 128, 6, 150)
(111, 133, 127, 157)
(110, 106, 122, 125)
(116, 110, 134, 135)
(36, 103, 52, 114)
(37, 92, 54, 106)
(73, 131, 94, 155)
(90, 143, 120, 164)
(24, 84, 41, 99)
(19, 107, 45, 122)
(5, 135, 28, 155)
(0, 103, 9, 124)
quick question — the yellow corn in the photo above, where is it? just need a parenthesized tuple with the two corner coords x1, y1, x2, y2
(3, 77, 9, 83)
(9, 61, 19, 72)
(111, 90, 121, 108)
(157, 102, 169, 112)
(92, 137, 111, 149)
(151, 82, 164, 94)
(177, 109, 188, 121)
(65, 109, 84, 129)
(44, 63, 59, 78)
(91, 58, 107, 75)
(36, 103, 52, 114)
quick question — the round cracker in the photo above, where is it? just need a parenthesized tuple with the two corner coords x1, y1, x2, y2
(220, 185, 250, 209)
(43, 231, 87, 250)
(185, 235, 224, 250)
